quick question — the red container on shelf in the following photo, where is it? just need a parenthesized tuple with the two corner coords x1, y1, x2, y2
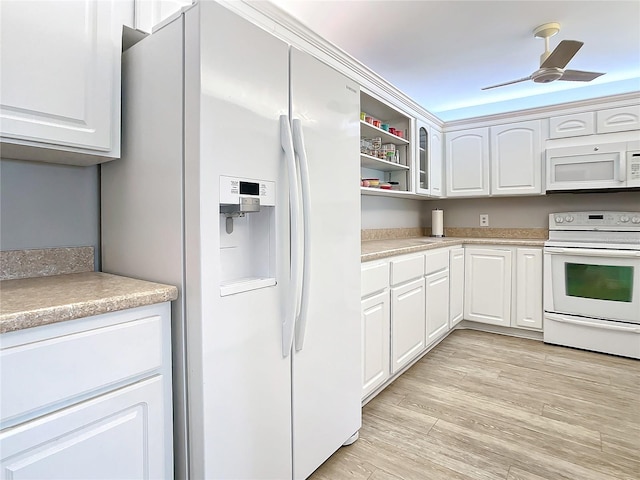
(395, 130, 403, 138)
(365, 116, 373, 124)
(373, 120, 381, 128)
(389, 127, 396, 135)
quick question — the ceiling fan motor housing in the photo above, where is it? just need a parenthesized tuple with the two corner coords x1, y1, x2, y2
(532, 67, 564, 83)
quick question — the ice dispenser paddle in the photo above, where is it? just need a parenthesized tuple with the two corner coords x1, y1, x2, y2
(219, 175, 276, 296)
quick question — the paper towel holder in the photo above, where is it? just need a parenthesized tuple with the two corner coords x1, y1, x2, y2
(431, 208, 444, 238)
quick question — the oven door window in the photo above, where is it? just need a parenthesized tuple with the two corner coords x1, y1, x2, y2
(565, 263, 634, 302)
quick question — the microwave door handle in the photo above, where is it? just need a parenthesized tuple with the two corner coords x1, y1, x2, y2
(545, 247, 640, 258)
(619, 151, 626, 182)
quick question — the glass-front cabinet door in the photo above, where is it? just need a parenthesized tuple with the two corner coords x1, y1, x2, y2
(415, 120, 430, 195)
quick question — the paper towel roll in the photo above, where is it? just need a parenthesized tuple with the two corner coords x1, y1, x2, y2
(432, 209, 444, 237)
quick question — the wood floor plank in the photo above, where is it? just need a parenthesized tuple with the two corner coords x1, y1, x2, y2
(428, 419, 637, 480)
(308, 330, 640, 480)
(368, 469, 404, 480)
(506, 465, 568, 480)
(309, 451, 377, 480)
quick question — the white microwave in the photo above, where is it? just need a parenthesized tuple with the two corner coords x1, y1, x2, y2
(546, 142, 640, 192)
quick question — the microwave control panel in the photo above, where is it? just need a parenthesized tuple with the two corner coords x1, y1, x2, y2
(628, 151, 640, 183)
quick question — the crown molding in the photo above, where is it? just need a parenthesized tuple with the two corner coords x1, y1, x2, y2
(443, 91, 640, 130)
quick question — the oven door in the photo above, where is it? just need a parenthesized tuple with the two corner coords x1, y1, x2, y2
(544, 247, 640, 323)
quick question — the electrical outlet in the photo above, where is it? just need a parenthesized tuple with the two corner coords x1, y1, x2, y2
(480, 214, 489, 227)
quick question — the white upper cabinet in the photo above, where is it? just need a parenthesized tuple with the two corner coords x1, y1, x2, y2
(415, 120, 430, 196)
(596, 105, 640, 134)
(414, 118, 443, 198)
(430, 126, 444, 197)
(135, 0, 193, 33)
(490, 120, 542, 196)
(445, 128, 490, 197)
(0, 0, 132, 165)
(549, 112, 596, 139)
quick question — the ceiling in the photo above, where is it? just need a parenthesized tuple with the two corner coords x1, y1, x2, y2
(269, 0, 640, 121)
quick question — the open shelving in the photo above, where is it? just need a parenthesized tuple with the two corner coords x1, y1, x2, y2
(360, 91, 412, 196)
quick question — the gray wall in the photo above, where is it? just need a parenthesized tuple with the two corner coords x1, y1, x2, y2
(0, 159, 100, 266)
(362, 191, 640, 230)
(430, 192, 640, 229)
(361, 195, 429, 229)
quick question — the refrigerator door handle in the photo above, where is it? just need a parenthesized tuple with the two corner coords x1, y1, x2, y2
(292, 119, 312, 351)
(280, 115, 301, 358)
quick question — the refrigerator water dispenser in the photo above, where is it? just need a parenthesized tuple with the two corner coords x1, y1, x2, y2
(219, 175, 276, 296)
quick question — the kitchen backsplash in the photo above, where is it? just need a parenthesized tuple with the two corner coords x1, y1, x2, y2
(0, 247, 94, 280)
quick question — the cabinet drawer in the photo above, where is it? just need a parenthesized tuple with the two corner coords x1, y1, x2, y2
(361, 261, 389, 297)
(390, 255, 425, 286)
(1, 311, 164, 425)
(425, 249, 450, 275)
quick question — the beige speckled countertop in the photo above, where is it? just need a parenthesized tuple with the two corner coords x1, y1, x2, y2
(0, 272, 178, 334)
(361, 237, 546, 262)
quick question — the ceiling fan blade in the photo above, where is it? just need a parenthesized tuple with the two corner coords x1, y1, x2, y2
(560, 70, 605, 82)
(481, 76, 531, 90)
(541, 40, 583, 69)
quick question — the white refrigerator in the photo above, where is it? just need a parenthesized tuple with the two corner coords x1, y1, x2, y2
(101, 2, 361, 479)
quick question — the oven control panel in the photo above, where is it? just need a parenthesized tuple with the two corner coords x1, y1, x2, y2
(549, 211, 640, 231)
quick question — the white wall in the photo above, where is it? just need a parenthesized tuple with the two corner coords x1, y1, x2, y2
(430, 192, 640, 229)
(0, 159, 100, 266)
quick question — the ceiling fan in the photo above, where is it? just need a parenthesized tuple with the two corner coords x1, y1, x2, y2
(482, 22, 605, 90)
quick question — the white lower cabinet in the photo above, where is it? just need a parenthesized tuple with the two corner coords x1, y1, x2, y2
(391, 277, 426, 374)
(464, 247, 513, 327)
(361, 261, 391, 399)
(0, 303, 173, 478)
(463, 246, 543, 331)
(515, 248, 543, 329)
(449, 247, 465, 328)
(0, 377, 165, 479)
(361, 291, 390, 398)
(425, 249, 451, 345)
(426, 270, 449, 345)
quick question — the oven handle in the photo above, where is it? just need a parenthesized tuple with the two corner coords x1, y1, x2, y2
(547, 313, 640, 333)
(544, 247, 640, 258)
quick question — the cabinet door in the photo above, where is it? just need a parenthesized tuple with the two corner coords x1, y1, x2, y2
(549, 112, 595, 139)
(449, 247, 465, 328)
(464, 248, 512, 326)
(596, 105, 640, 134)
(135, 0, 193, 33)
(515, 248, 543, 330)
(0, 0, 124, 156)
(0, 377, 169, 479)
(391, 278, 426, 374)
(490, 120, 542, 195)
(430, 128, 444, 197)
(361, 291, 390, 399)
(445, 128, 490, 197)
(415, 121, 430, 195)
(426, 270, 450, 345)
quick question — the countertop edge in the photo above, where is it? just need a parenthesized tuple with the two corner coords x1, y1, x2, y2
(361, 237, 546, 262)
(1, 273, 178, 335)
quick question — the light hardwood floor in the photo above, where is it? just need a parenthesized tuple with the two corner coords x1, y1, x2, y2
(309, 329, 640, 480)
